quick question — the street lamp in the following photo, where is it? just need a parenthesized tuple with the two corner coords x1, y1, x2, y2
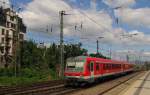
(121, 33, 138, 38)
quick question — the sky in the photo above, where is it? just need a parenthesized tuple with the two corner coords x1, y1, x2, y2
(1, 0, 150, 61)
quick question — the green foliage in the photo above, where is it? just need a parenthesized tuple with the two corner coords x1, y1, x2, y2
(0, 40, 109, 86)
(0, 68, 14, 77)
(0, 68, 51, 86)
(44, 43, 59, 69)
(0, 41, 89, 86)
(21, 41, 45, 69)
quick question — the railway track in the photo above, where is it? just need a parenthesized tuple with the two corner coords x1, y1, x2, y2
(0, 80, 64, 95)
(97, 72, 143, 95)
(70, 71, 145, 95)
(0, 72, 144, 95)
(0, 83, 77, 95)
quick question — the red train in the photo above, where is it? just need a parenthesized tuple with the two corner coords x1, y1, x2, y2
(64, 56, 134, 86)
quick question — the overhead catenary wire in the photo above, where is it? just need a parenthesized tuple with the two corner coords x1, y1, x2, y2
(65, 1, 137, 45)
(66, 1, 116, 34)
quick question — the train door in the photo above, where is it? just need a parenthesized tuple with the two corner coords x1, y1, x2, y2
(89, 61, 94, 83)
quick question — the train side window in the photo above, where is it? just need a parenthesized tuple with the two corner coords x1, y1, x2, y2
(108, 64, 111, 70)
(103, 64, 106, 70)
(96, 63, 99, 71)
(116, 64, 118, 69)
(117, 64, 120, 69)
(112, 64, 114, 69)
(105, 64, 110, 70)
(109, 64, 111, 69)
(115, 64, 117, 69)
(105, 64, 107, 70)
(106, 64, 108, 69)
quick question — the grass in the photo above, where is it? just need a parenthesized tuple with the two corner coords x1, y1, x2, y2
(0, 68, 59, 86)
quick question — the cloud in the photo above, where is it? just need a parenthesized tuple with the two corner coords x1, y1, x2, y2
(110, 29, 150, 46)
(103, 0, 136, 8)
(128, 30, 150, 45)
(20, 0, 113, 40)
(103, 0, 150, 29)
(114, 49, 150, 61)
(20, 0, 71, 32)
(20, 0, 150, 47)
(115, 8, 150, 28)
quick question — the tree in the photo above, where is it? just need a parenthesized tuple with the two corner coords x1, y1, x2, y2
(21, 41, 45, 70)
(18, 41, 88, 77)
(44, 43, 59, 69)
(64, 43, 87, 60)
(89, 53, 110, 59)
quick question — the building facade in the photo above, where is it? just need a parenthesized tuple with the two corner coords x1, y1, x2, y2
(0, 7, 26, 68)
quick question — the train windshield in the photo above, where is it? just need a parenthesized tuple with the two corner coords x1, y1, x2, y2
(66, 57, 86, 72)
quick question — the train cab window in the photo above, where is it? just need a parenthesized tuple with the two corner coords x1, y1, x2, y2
(96, 63, 99, 71)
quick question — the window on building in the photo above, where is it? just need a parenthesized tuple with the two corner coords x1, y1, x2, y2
(6, 30, 9, 35)
(11, 23, 13, 28)
(6, 47, 11, 54)
(10, 23, 16, 29)
(7, 22, 10, 27)
(1, 47, 4, 53)
(19, 34, 24, 40)
(1, 37, 4, 43)
(13, 24, 16, 29)
(10, 16, 14, 21)
(2, 29, 5, 35)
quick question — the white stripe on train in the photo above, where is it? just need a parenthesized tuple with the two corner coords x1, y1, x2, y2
(65, 69, 133, 80)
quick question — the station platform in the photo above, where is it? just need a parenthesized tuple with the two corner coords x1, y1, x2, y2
(122, 71, 150, 95)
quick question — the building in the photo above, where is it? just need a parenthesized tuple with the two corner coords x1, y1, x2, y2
(37, 42, 51, 49)
(0, 7, 26, 68)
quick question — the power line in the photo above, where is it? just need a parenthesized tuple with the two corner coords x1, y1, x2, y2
(66, 1, 116, 35)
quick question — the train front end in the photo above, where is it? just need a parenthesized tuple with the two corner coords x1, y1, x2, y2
(64, 56, 86, 86)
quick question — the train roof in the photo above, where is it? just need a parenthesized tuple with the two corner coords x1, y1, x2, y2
(67, 56, 132, 65)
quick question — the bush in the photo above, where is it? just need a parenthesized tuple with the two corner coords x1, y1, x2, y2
(0, 68, 14, 77)
(21, 68, 39, 78)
